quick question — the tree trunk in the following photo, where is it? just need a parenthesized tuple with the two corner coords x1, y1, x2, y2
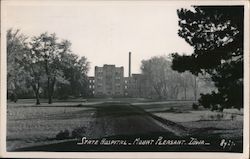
(48, 77, 56, 104)
(154, 84, 162, 99)
(184, 87, 187, 100)
(48, 96, 52, 104)
(32, 83, 40, 105)
(48, 76, 52, 104)
(45, 59, 53, 104)
(35, 91, 40, 105)
(194, 76, 197, 101)
(174, 86, 179, 100)
(50, 77, 56, 103)
(13, 78, 18, 102)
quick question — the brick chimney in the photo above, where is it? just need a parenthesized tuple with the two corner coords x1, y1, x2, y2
(129, 52, 131, 77)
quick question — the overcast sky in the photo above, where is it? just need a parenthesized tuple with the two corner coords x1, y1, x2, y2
(5, 1, 194, 76)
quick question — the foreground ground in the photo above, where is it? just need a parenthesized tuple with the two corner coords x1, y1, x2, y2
(7, 98, 243, 152)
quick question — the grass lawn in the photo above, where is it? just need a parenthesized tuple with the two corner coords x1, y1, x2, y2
(135, 100, 243, 142)
(6, 98, 243, 152)
(7, 100, 96, 151)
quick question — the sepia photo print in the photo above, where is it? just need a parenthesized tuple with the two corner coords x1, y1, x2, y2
(1, 0, 249, 158)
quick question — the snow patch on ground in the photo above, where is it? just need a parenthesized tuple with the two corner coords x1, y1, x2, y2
(153, 110, 243, 123)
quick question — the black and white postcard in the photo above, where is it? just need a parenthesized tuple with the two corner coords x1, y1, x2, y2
(0, 0, 249, 158)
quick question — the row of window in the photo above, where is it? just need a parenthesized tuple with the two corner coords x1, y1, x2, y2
(90, 79, 129, 83)
(90, 85, 128, 89)
(89, 85, 95, 89)
(94, 91, 123, 95)
(92, 91, 142, 95)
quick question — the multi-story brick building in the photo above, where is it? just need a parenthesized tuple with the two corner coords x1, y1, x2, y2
(124, 77, 129, 97)
(94, 65, 124, 97)
(88, 76, 95, 96)
(125, 74, 151, 98)
(126, 74, 144, 97)
(88, 52, 150, 98)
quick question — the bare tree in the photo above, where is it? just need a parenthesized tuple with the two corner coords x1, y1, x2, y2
(141, 56, 183, 100)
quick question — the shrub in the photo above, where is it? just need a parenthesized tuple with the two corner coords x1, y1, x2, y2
(56, 129, 70, 140)
(72, 127, 86, 138)
(10, 93, 18, 103)
(169, 107, 174, 111)
(216, 113, 224, 120)
(231, 114, 236, 120)
(77, 104, 83, 107)
(209, 115, 215, 120)
(192, 103, 199, 110)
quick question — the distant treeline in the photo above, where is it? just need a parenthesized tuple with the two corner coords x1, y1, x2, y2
(140, 55, 215, 101)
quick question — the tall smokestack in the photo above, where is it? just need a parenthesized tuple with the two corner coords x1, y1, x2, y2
(129, 52, 131, 77)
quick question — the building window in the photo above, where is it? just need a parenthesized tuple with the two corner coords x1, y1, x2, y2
(98, 71, 103, 74)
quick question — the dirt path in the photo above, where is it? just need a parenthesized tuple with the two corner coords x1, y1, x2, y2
(89, 102, 175, 138)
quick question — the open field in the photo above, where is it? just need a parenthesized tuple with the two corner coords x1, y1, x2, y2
(7, 101, 96, 151)
(7, 98, 243, 152)
(135, 101, 243, 139)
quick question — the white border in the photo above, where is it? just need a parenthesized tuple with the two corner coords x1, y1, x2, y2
(1, 0, 249, 158)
